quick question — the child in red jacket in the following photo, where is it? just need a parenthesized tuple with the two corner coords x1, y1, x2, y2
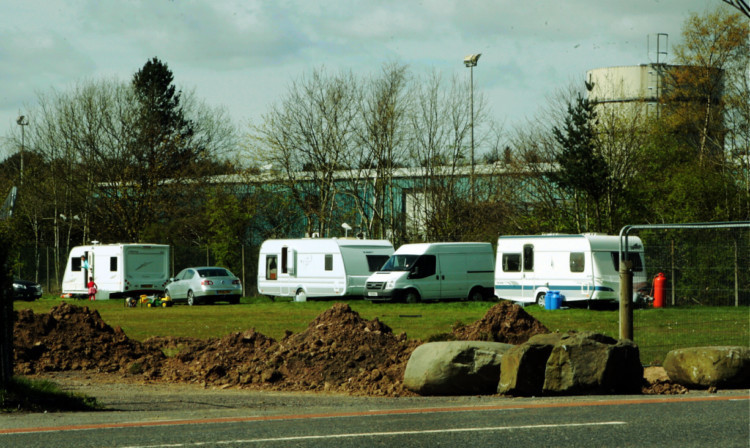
(87, 277, 98, 301)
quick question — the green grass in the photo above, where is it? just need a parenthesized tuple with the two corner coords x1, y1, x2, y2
(15, 295, 750, 365)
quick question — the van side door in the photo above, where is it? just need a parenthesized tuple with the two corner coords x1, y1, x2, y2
(439, 253, 467, 299)
(409, 254, 440, 300)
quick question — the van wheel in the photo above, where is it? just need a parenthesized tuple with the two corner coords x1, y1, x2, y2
(405, 290, 420, 304)
(469, 287, 485, 302)
(536, 292, 546, 308)
(187, 290, 196, 306)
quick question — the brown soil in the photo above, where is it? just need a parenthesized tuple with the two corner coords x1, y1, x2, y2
(13, 301, 683, 397)
(451, 301, 549, 344)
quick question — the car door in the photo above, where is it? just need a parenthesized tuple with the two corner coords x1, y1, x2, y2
(170, 269, 191, 299)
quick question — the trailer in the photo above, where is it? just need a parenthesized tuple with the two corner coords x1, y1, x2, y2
(257, 238, 394, 302)
(494, 233, 647, 308)
(61, 243, 170, 300)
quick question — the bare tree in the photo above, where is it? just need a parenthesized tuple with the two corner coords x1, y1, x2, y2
(341, 62, 411, 240)
(406, 71, 486, 241)
(250, 68, 359, 237)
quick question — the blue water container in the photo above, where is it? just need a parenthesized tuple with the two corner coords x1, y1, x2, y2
(544, 291, 558, 310)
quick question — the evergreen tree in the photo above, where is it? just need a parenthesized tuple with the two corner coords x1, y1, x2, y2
(132, 57, 196, 176)
(552, 93, 608, 231)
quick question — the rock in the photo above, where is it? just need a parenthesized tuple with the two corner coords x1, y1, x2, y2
(541, 332, 643, 395)
(497, 341, 555, 396)
(403, 341, 513, 395)
(663, 346, 750, 389)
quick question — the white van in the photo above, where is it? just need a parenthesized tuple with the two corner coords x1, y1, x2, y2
(494, 233, 647, 308)
(364, 242, 495, 303)
(257, 238, 394, 301)
(61, 243, 170, 299)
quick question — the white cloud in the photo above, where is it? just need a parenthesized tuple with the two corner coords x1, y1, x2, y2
(0, 0, 734, 157)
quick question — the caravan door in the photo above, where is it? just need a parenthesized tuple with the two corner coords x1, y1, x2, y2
(521, 244, 536, 300)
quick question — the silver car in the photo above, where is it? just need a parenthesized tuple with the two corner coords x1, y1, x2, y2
(164, 267, 242, 305)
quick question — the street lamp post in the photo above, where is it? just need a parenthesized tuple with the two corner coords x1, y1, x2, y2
(463, 53, 481, 202)
(16, 115, 29, 188)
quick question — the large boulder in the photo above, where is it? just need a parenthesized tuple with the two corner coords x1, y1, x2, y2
(541, 332, 643, 395)
(497, 333, 566, 396)
(663, 346, 750, 389)
(403, 341, 513, 395)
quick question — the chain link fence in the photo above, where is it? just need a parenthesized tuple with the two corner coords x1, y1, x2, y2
(634, 225, 749, 364)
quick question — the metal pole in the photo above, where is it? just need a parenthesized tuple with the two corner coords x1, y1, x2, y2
(619, 258, 634, 341)
(470, 65, 475, 202)
(16, 115, 28, 189)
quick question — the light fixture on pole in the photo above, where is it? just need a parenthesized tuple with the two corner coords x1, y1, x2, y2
(463, 54, 480, 202)
(16, 115, 29, 188)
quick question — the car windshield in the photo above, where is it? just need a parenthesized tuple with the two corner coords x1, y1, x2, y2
(379, 254, 419, 272)
(197, 268, 231, 277)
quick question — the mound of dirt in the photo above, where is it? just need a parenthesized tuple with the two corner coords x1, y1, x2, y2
(13, 301, 685, 397)
(154, 303, 420, 396)
(14, 303, 165, 375)
(451, 301, 549, 344)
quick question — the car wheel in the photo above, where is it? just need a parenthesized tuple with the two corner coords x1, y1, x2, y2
(536, 292, 547, 308)
(405, 290, 420, 304)
(187, 290, 196, 306)
(229, 296, 240, 305)
(469, 287, 485, 302)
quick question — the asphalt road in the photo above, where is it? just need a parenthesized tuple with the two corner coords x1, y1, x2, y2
(1, 386, 748, 448)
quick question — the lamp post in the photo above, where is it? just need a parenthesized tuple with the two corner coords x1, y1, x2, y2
(463, 53, 481, 202)
(16, 115, 29, 188)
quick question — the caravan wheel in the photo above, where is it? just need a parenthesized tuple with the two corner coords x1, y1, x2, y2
(295, 289, 307, 302)
(536, 292, 546, 308)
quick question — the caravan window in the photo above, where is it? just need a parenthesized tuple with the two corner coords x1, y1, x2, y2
(610, 252, 644, 272)
(281, 247, 288, 274)
(523, 245, 534, 272)
(570, 252, 585, 273)
(502, 253, 521, 272)
(325, 254, 333, 271)
(110, 257, 117, 272)
(266, 255, 278, 280)
(366, 255, 389, 272)
(72, 257, 82, 271)
(409, 255, 436, 279)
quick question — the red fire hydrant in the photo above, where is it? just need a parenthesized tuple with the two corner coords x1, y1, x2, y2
(653, 272, 666, 308)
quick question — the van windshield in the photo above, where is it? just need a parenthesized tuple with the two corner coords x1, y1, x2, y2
(379, 254, 419, 272)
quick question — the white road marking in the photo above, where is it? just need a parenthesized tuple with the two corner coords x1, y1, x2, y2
(122, 421, 627, 447)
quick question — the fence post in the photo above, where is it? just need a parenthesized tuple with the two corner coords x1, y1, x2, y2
(619, 258, 633, 341)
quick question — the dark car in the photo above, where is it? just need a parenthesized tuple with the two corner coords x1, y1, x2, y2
(13, 278, 43, 301)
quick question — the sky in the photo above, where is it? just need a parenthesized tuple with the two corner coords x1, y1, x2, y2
(0, 0, 734, 158)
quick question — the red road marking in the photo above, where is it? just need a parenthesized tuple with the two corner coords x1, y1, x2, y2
(1, 394, 747, 435)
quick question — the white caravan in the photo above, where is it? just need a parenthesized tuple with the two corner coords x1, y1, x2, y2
(365, 242, 495, 303)
(494, 233, 647, 307)
(257, 238, 395, 301)
(61, 243, 170, 300)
